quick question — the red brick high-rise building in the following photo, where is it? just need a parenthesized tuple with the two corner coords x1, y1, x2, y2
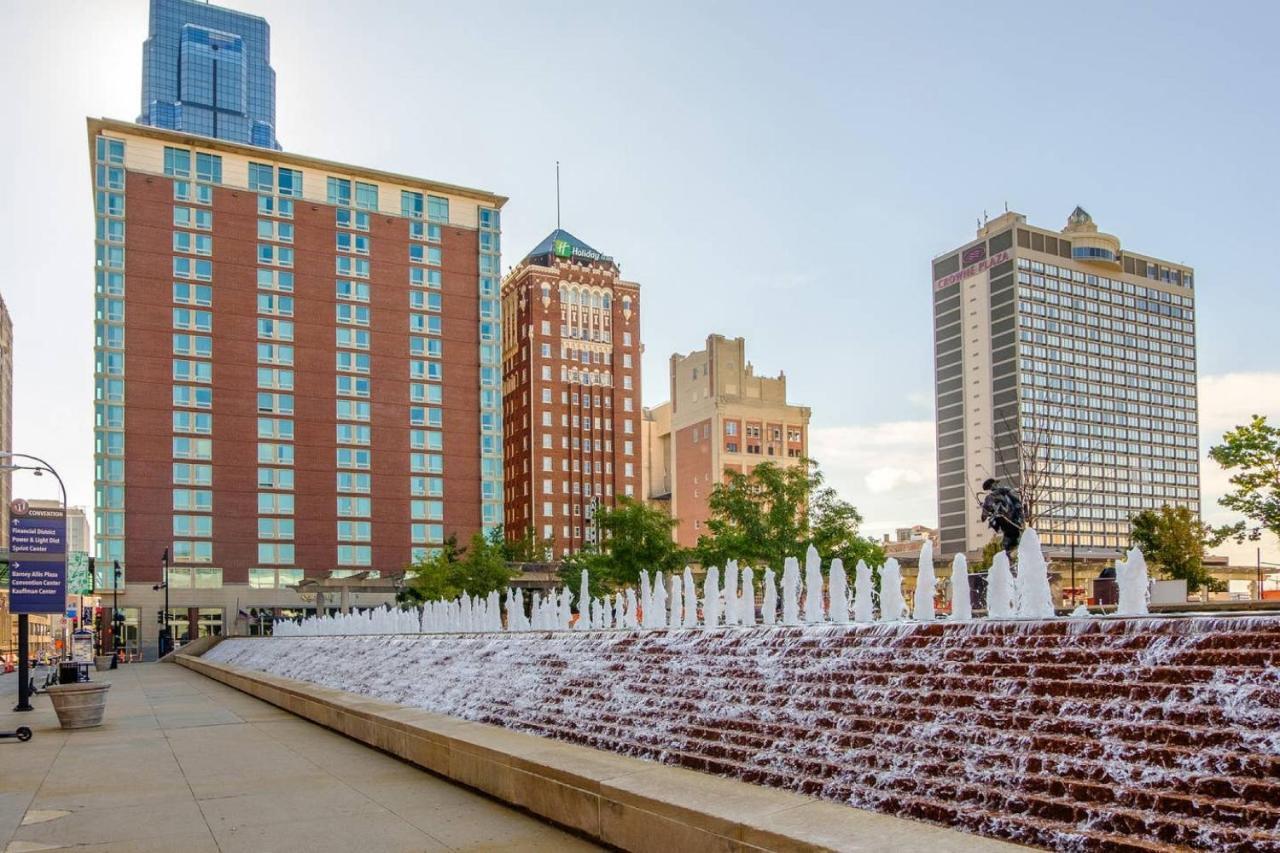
(501, 230, 642, 556)
(90, 118, 506, 657)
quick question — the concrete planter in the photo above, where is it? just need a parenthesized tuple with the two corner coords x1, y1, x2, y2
(45, 682, 111, 729)
(94, 655, 114, 671)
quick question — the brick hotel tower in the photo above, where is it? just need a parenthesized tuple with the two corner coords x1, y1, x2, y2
(501, 230, 642, 556)
(90, 118, 505, 657)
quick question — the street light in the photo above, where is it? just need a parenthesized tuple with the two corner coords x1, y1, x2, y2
(153, 548, 170, 658)
(110, 560, 122, 669)
(1, 452, 67, 714)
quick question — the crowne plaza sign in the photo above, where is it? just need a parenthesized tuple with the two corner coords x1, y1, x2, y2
(934, 249, 1012, 291)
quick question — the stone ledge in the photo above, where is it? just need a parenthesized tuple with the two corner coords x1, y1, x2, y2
(176, 653, 1019, 852)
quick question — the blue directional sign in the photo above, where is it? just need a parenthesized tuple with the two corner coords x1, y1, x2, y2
(9, 499, 66, 614)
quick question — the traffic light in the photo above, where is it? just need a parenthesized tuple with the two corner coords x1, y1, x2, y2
(157, 610, 166, 625)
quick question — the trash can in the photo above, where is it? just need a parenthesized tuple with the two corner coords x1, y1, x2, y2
(58, 662, 89, 684)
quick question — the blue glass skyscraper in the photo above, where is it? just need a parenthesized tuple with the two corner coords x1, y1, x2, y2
(138, 0, 281, 149)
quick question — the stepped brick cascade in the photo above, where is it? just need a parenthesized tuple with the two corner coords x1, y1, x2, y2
(205, 615, 1280, 852)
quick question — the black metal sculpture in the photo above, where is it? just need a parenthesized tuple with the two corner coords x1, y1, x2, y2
(979, 477, 1025, 554)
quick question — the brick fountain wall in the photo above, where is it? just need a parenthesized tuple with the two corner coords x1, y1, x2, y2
(205, 615, 1280, 851)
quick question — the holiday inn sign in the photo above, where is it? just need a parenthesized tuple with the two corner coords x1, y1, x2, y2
(554, 238, 608, 264)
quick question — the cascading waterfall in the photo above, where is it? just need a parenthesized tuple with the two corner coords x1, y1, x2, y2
(272, 528, 1142, 637)
(914, 540, 936, 622)
(950, 554, 971, 621)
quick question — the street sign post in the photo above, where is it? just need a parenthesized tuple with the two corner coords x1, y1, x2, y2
(9, 502, 66, 614)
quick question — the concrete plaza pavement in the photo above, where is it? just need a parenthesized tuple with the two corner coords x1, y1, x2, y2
(0, 663, 600, 852)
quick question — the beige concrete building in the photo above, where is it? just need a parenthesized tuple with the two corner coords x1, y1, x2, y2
(932, 208, 1199, 557)
(647, 334, 811, 548)
(882, 525, 940, 557)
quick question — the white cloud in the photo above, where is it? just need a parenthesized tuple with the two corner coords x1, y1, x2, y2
(809, 420, 937, 538)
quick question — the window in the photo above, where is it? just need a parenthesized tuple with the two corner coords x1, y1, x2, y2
(256, 343, 293, 365)
(336, 375, 371, 398)
(337, 497, 372, 516)
(337, 545, 372, 566)
(249, 568, 277, 589)
(327, 176, 351, 206)
(257, 319, 294, 341)
(257, 269, 294, 292)
(258, 294, 294, 317)
(172, 437, 212, 460)
(173, 515, 213, 538)
(336, 208, 370, 231)
(355, 181, 378, 210)
(336, 400, 371, 421)
(336, 256, 370, 278)
(248, 163, 274, 192)
(337, 472, 371, 493)
(172, 359, 212, 382)
(409, 291, 442, 312)
(336, 448, 371, 469)
(257, 393, 294, 415)
(336, 280, 370, 302)
(257, 492, 295, 515)
(336, 328, 370, 349)
(172, 540, 213, 563)
(164, 146, 191, 178)
(337, 304, 370, 326)
(257, 417, 294, 440)
(278, 168, 302, 198)
(427, 195, 449, 222)
(257, 543, 295, 564)
(257, 518, 295, 539)
(196, 152, 222, 184)
(336, 232, 370, 254)
(173, 283, 212, 306)
(173, 257, 212, 281)
(173, 385, 212, 409)
(336, 351, 371, 373)
(337, 521, 371, 541)
(337, 423, 371, 445)
(401, 190, 424, 218)
(172, 489, 213, 512)
(258, 467, 295, 490)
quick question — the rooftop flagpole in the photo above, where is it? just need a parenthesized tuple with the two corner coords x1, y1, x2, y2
(556, 161, 561, 230)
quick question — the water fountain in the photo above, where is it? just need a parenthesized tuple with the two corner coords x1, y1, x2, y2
(878, 558, 907, 622)
(1014, 527, 1055, 619)
(913, 540, 936, 621)
(781, 557, 801, 626)
(682, 567, 698, 628)
(803, 545, 825, 624)
(761, 567, 777, 626)
(949, 554, 971, 621)
(987, 551, 1015, 618)
(703, 566, 721, 628)
(723, 561, 740, 626)
(1116, 546, 1151, 616)
(741, 566, 757, 626)
(829, 558, 848, 624)
(853, 559, 874, 623)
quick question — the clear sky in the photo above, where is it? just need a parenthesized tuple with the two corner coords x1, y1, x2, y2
(1, 0, 1276, 566)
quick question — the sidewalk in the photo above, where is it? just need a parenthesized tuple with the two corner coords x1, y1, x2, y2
(0, 663, 599, 852)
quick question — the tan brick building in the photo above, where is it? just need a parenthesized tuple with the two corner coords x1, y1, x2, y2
(501, 230, 642, 556)
(647, 335, 810, 548)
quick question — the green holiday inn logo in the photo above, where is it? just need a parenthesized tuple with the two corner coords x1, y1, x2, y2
(553, 239, 573, 258)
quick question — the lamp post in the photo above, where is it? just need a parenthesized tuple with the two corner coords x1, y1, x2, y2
(153, 548, 170, 658)
(1, 452, 67, 713)
(110, 560, 122, 668)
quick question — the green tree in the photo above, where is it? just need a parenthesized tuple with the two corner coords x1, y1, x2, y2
(971, 536, 1005, 574)
(489, 524, 555, 563)
(401, 532, 516, 604)
(1130, 506, 1223, 594)
(562, 497, 685, 596)
(1208, 416, 1280, 543)
(695, 460, 883, 571)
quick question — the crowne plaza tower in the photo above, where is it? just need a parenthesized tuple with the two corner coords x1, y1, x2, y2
(932, 208, 1200, 557)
